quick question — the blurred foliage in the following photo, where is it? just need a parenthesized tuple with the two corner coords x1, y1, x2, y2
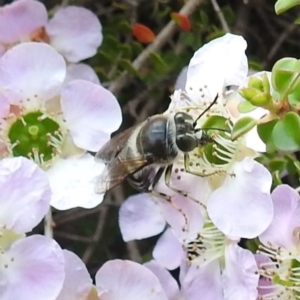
(13, 0, 300, 275)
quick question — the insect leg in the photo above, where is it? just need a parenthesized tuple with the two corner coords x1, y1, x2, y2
(184, 154, 226, 177)
(149, 166, 189, 232)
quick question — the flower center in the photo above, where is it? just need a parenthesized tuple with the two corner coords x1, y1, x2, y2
(8, 111, 63, 167)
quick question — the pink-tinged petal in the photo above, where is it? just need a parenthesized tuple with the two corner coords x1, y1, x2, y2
(119, 193, 166, 242)
(0, 157, 51, 233)
(56, 250, 92, 300)
(222, 244, 259, 300)
(181, 260, 224, 300)
(96, 260, 168, 300)
(0, 91, 10, 118)
(186, 33, 247, 101)
(158, 194, 204, 241)
(64, 63, 100, 86)
(48, 153, 104, 210)
(0, 43, 66, 102)
(144, 260, 179, 300)
(46, 6, 102, 62)
(0, 0, 47, 44)
(61, 80, 122, 151)
(0, 235, 64, 300)
(153, 228, 185, 270)
(259, 184, 300, 248)
(207, 158, 273, 238)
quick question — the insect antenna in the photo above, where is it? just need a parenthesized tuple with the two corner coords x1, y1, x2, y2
(192, 94, 219, 129)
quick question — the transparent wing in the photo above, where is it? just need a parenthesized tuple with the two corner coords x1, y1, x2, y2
(94, 156, 149, 194)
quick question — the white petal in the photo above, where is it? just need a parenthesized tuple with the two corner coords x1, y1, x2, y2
(0, 235, 64, 300)
(48, 153, 104, 210)
(119, 193, 166, 242)
(56, 250, 92, 300)
(0, 43, 65, 102)
(64, 63, 100, 86)
(61, 80, 122, 151)
(207, 157, 273, 238)
(186, 33, 248, 101)
(96, 260, 168, 300)
(0, 157, 51, 233)
(144, 260, 179, 300)
(153, 228, 185, 270)
(223, 244, 259, 300)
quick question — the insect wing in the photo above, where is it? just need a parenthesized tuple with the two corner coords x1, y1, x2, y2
(95, 156, 149, 194)
(95, 125, 140, 163)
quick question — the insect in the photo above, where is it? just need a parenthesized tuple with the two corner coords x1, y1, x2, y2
(94, 95, 222, 195)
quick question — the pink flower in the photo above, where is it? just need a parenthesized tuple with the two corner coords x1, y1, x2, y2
(257, 185, 300, 298)
(0, 157, 65, 300)
(0, 0, 102, 63)
(0, 42, 122, 209)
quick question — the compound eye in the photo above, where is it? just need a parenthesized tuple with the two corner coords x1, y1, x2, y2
(176, 134, 197, 152)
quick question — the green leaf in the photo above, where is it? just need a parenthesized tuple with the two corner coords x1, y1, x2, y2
(271, 57, 300, 96)
(149, 52, 168, 72)
(269, 158, 287, 173)
(272, 112, 300, 151)
(231, 117, 257, 141)
(275, 0, 300, 14)
(118, 59, 140, 78)
(257, 120, 277, 146)
(238, 101, 256, 113)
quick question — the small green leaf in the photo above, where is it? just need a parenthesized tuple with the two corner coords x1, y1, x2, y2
(238, 101, 256, 113)
(271, 57, 300, 96)
(231, 117, 257, 141)
(272, 112, 300, 151)
(269, 158, 287, 173)
(275, 0, 300, 14)
(149, 52, 168, 72)
(118, 59, 140, 77)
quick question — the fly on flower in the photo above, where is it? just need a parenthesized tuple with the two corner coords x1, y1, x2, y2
(95, 94, 226, 196)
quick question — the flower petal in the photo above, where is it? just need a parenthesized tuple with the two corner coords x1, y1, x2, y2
(46, 6, 102, 62)
(64, 63, 100, 86)
(0, 91, 10, 118)
(158, 194, 204, 241)
(207, 157, 273, 238)
(153, 228, 185, 270)
(186, 33, 248, 101)
(144, 260, 179, 300)
(259, 184, 300, 248)
(48, 153, 104, 210)
(119, 193, 166, 242)
(181, 260, 224, 300)
(0, 43, 66, 103)
(61, 80, 122, 151)
(96, 260, 168, 300)
(56, 250, 92, 300)
(0, 157, 51, 233)
(222, 244, 259, 300)
(0, 235, 64, 300)
(0, 0, 47, 44)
